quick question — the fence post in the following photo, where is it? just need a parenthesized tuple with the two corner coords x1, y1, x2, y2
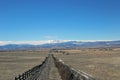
(15, 76, 18, 80)
(18, 75, 22, 80)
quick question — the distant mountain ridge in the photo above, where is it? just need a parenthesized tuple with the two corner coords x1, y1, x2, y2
(0, 40, 120, 50)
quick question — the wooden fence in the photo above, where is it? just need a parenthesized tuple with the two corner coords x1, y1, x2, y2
(15, 54, 96, 80)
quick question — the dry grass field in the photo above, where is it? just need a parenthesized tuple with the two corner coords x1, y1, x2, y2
(55, 48, 120, 80)
(0, 50, 49, 80)
(0, 48, 120, 80)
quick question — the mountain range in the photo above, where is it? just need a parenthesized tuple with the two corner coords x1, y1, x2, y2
(0, 40, 120, 50)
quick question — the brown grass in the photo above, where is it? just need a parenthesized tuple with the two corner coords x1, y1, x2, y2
(0, 48, 120, 80)
(55, 48, 120, 80)
(0, 50, 49, 80)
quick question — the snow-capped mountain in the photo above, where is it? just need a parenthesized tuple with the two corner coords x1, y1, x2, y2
(0, 40, 120, 50)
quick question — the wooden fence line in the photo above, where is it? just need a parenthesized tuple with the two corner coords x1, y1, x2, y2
(15, 54, 96, 80)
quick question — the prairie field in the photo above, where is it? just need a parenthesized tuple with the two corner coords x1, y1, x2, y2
(0, 48, 120, 80)
(0, 50, 49, 80)
(55, 48, 120, 80)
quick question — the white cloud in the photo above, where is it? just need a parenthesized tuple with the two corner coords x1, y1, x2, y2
(44, 36, 53, 39)
(0, 41, 46, 46)
(44, 36, 58, 39)
(0, 40, 113, 46)
(0, 41, 13, 46)
(0, 40, 68, 46)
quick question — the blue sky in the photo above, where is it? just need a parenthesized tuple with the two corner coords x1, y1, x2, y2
(0, 0, 120, 41)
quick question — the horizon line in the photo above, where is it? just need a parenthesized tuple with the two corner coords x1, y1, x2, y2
(0, 40, 119, 46)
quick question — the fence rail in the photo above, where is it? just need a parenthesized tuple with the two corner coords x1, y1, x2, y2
(52, 54, 95, 80)
(15, 57, 48, 80)
(15, 54, 96, 80)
